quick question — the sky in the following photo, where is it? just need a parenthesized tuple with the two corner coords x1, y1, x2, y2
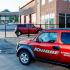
(0, 0, 31, 12)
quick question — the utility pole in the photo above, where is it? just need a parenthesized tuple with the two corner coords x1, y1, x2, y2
(4, 16, 6, 37)
(19, 6, 21, 24)
(36, 0, 41, 27)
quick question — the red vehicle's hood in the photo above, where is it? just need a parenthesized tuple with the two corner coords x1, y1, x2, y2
(19, 39, 32, 44)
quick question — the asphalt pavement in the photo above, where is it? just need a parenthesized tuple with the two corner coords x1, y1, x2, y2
(0, 38, 16, 54)
(0, 54, 69, 70)
(0, 35, 35, 54)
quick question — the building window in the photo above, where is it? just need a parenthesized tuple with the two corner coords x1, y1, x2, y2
(41, 13, 55, 29)
(41, 0, 45, 5)
(21, 15, 24, 24)
(59, 13, 70, 28)
(26, 15, 29, 23)
(1, 17, 5, 20)
(32, 13, 36, 24)
(59, 14, 65, 28)
(41, 15, 45, 29)
(66, 14, 70, 28)
(48, 0, 53, 2)
(45, 13, 55, 28)
(63, 0, 67, 1)
(63, 0, 70, 2)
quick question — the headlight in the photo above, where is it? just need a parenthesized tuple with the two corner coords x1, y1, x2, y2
(17, 42, 19, 45)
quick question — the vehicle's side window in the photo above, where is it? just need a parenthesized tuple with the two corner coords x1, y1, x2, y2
(26, 24, 35, 28)
(22, 24, 26, 27)
(31, 24, 35, 28)
(18, 25, 22, 27)
(37, 32, 57, 43)
(61, 32, 70, 44)
(26, 24, 31, 28)
(18, 24, 26, 27)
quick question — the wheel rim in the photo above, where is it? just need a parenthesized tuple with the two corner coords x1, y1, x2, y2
(20, 52, 29, 64)
(18, 32, 21, 35)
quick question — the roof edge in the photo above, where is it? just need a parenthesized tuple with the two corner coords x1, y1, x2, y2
(20, 0, 34, 9)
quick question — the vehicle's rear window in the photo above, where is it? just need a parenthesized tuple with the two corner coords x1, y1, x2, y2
(61, 32, 70, 44)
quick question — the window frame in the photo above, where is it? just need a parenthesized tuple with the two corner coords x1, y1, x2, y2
(36, 32, 57, 43)
(63, 0, 70, 2)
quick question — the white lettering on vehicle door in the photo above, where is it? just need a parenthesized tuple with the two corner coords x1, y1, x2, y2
(61, 52, 70, 57)
(34, 48, 59, 55)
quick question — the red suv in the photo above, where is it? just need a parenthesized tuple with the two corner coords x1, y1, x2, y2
(15, 24, 42, 36)
(16, 28, 70, 67)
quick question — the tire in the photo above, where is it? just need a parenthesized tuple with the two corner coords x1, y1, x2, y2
(15, 31, 21, 37)
(67, 64, 70, 68)
(37, 29, 42, 33)
(18, 51, 32, 65)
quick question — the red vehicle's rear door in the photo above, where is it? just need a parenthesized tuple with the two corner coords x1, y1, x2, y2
(18, 24, 28, 34)
(59, 44, 70, 64)
(29, 28, 37, 34)
(28, 25, 37, 34)
(59, 32, 70, 64)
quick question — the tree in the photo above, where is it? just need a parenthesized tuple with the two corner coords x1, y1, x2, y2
(2, 9, 10, 12)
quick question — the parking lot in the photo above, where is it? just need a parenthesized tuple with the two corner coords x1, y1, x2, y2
(0, 34, 69, 70)
(0, 27, 69, 70)
(0, 54, 69, 70)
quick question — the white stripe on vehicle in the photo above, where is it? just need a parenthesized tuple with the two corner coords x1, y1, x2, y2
(34, 48, 59, 55)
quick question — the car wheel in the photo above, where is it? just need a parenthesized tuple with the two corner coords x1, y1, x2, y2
(37, 29, 42, 33)
(19, 51, 32, 65)
(15, 31, 21, 37)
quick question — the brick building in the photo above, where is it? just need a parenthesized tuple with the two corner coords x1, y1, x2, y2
(19, 0, 70, 28)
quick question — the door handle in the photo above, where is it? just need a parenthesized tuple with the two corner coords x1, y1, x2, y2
(52, 46, 60, 50)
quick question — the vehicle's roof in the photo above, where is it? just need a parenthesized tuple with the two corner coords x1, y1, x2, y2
(48, 28, 70, 30)
(42, 28, 70, 32)
(17, 23, 32, 25)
